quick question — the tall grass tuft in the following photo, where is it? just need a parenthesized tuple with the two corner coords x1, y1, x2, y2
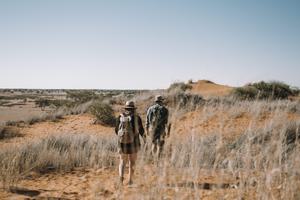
(0, 134, 117, 189)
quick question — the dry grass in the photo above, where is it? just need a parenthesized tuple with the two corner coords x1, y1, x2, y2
(0, 97, 300, 199)
(5, 101, 93, 126)
(0, 134, 117, 188)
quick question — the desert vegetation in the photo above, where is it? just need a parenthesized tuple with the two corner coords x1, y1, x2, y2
(89, 102, 116, 126)
(168, 81, 193, 93)
(232, 81, 300, 100)
(0, 81, 300, 199)
(0, 134, 117, 188)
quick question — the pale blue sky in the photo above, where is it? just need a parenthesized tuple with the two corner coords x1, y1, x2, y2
(0, 0, 299, 89)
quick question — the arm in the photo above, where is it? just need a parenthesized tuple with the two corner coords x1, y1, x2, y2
(146, 107, 151, 130)
(137, 116, 145, 136)
(115, 115, 121, 135)
(164, 108, 170, 137)
(137, 116, 146, 143)
(165, 108, 169, 125)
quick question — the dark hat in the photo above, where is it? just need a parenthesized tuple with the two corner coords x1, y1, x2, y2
(125, 101, 136, 109)
(155, 95, 164, 102)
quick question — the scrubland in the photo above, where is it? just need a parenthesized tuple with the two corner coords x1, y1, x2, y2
(0, 81, 299, 199)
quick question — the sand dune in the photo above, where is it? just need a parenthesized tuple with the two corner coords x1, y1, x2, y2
(189, 80, 234, 97)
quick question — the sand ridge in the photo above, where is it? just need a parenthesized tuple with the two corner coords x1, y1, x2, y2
(189, 80, 234, 98)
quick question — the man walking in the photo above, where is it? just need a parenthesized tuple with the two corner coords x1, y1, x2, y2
(146, 95, 169, 158)
(115, 101, 145, 185)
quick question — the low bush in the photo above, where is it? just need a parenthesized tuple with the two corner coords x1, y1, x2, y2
(232, 86, 258, 100)
(89, 102, 116, 126)
(168, 82, 192, 93)
(166, 92, 204, 110)
(0, 126, 21, 140)
(233, 81, 295, 100)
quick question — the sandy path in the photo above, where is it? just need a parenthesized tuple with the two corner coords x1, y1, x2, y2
(0, 166, 248, 200)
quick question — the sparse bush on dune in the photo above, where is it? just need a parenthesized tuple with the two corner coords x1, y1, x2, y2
(187, 79, 194, 84)
(166, 92, 204, 110)
(203, 79, 215, 84)
(168, 81, 192, 93)
(233, 81, 297, 100)
(89, 101, 116, 126)
(232, 86, 258, 100)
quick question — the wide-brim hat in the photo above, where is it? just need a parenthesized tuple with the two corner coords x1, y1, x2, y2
(155, 95, 164, 102)
(124, 101, 136, 109)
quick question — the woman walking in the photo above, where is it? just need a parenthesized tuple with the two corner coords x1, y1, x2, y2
(115, 101, 145, 185)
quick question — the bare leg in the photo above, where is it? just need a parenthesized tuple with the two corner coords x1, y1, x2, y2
(157, 145, 162, 158)
(151, 141, 158, 157)
(128, 153, 137, 185)
(119, 154, 128, 184)
(157, 140, 165, 158)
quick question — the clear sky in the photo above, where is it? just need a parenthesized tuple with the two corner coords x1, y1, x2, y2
(0, 0, 299, 89)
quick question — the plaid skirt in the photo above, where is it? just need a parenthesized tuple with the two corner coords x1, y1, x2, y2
(118, 136, 141, 154)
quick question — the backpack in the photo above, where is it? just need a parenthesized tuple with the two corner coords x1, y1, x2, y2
(118, 113, 135, 144)
(150, 105, 166, 130)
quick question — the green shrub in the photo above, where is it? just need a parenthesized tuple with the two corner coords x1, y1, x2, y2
(90, 102, 116, 126)
(233, 81, 295, 100)
(232, 86, 258, 100)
